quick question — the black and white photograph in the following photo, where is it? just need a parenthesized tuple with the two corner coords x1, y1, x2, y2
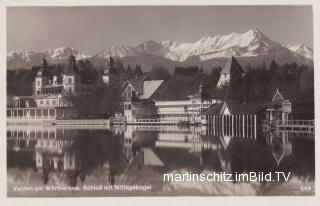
(4, 4, 316, 199)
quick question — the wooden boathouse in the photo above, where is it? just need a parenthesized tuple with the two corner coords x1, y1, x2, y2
(202, 101, 269, 139)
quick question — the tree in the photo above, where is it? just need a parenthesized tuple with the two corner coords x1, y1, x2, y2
(115, 59, 125, 74)
(65, 82, 122, 118)
(148, 64, 171, 80)
(126, 65, 133, 76)
(133, 64, 143, 77)
(174, 66, 199, 76)
(268, 59, 279, 77)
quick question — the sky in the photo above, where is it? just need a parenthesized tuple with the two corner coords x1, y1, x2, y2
(7, 6, 313, 55)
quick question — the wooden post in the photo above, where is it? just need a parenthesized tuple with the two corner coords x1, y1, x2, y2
(254, 115, 257, 139)
(231, 115, 234, 136)
(228, 115, 230, 136)
(246, 115, 249, 138)
(226, 115, 228, 136)
(235, 115, 237, 137)
(250, 115, 252, 138)
(242, 115, 245, 138)
(213, 115, 215, 135)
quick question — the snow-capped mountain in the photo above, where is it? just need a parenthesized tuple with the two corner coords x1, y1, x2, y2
(42, 47, 90, 61)
(7, 29, 313, 71)
(286, 44, 313, 60)
(94, 28, 313, 63)
(7, 47, 91, 70)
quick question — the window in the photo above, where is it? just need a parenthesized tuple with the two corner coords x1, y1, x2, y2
(46, 100, 49, 104)
(52, 100, 56, 105)
(69, 88, 72, 93)
(37, 81, 40, 86)
(69, 78, 72, 83)
(40, 100, 43, 104)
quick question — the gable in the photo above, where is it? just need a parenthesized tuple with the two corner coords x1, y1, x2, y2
(140, 80, 164, 99)
(272, 90, 285, 103)
(221, 56, 245, 74)
(222, 104, 231, 115)
(150, 81, 174, 101)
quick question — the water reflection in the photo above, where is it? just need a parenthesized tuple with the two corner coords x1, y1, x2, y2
(7, 125, 314, 196)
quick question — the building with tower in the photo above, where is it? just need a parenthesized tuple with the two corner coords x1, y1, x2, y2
(216, 56, 246, 88)
(7, 54, 100, 120)
(102, 53, 119, 85)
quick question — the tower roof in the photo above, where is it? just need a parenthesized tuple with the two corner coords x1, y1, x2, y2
(220, 56, 246, 74)
(63, 54, 79, 74)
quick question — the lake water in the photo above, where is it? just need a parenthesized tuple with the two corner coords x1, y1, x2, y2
(7, 125, 314, 196)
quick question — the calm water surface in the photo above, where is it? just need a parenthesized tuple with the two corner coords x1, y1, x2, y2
(7, 125, 314, 196)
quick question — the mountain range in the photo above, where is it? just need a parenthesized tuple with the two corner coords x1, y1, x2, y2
(7, 28, 313, 73)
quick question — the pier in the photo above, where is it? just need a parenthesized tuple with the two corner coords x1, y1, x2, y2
(262, 120, 314, 134)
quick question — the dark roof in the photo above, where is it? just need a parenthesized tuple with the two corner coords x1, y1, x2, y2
(234, 101, 269, 115)
(210, 89, 225, 99)
(291, 102, 314, 114)
(188, 91, 211, 100)
(202, 101, 269, 115)
(220, 56, 246, 74)
(277, 90, 314, 103)
(202, 103, 224, 115)
(224, 100, 242, 114)
(63, 55, 79, 74)
(122, 74, 150, 94)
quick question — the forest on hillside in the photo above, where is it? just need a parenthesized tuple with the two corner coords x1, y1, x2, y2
(7, 59, 314, 103)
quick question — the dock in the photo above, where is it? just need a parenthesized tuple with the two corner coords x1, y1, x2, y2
(262, 120, 314, 134)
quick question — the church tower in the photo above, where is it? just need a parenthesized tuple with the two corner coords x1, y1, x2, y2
(102, 53, 118, 85)
(34, 57, 50, 95)
(62, 54, 81, 93)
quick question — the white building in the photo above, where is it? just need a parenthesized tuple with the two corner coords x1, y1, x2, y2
(155, 83, 221, 123)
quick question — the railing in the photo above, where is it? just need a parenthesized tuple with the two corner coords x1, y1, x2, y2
(43, 119, 109, 125)
(262, 120, 314, 126)
(262, 119, 314, 134)
(132, 119, 179, 123)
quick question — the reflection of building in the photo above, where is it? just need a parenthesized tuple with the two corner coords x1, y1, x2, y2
(266, 89, 314, 121)
(35, 139, 79, 172)
(7, 125, 81, 172)
(266, 131, 292, 166)
(216, 56, 246, 88)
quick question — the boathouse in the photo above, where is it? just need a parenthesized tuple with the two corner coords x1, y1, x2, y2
(202, 101, 269, 139)
(266, 89, 314, 121)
